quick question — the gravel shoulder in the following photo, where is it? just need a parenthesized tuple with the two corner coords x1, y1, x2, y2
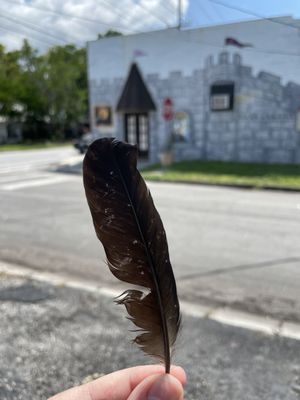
(1, 273, 300, 400)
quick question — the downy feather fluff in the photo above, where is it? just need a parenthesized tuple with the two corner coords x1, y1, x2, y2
(83, 138, 181, 373)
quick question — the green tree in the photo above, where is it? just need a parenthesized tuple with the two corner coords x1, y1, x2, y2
(0, 45, 22, 118)
(19, 41, 48, 118)
(43, 44, 87, 139)
(98, 30, 122, 39)
(0, 38, 91, 141)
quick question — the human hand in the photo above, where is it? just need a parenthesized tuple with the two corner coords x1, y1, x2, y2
(48, 364, 186, 400)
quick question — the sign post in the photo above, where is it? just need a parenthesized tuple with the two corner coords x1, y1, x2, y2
(163, 98, 173, 121)
(161, 98, 174, 167)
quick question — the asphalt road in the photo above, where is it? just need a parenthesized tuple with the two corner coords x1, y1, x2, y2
(0, 146, 77, 173)
(1, 148, 300, 322)
(1, 148, 300, 399)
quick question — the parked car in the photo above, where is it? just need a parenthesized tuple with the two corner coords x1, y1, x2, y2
(73, 130, 101, 154)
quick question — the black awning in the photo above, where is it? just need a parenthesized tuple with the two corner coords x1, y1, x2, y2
(116, 63, 156, 113)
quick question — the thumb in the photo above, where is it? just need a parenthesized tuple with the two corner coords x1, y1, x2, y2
(127, 373, 184, 400)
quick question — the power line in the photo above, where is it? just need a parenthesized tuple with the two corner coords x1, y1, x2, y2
(99, 0, 176, 30)
(2, 0, 138, 33)
(183, 35, 300, 57)
(209, 0, 225, 21)
(195, 0, 216, 23)
(159, 0, 177, 15)
(0, 17, 61, 46)
(0, 11, 71, 45)
(208, 0, 300, 30)
(98, 0, 143, 32)
(0, 21, 59, 46)
(134, 1, 171, 28)
(98, 0, 170, 34)
(96, 0, 173, 34)
(0, 0, 178, 43)
(2, 14, 300, 58)
(235, 44, 300, 57)
(0, 26, 20, 45)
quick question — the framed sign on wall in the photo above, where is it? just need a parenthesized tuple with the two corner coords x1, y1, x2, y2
(95, 106, 113, 126)
(172, 111, 190, 142)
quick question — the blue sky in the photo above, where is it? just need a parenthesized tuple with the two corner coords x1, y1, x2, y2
(185, 0, 300, 27)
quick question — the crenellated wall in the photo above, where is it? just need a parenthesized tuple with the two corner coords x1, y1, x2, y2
(203, 52, 300, 163)
(89, 51, 300, 164)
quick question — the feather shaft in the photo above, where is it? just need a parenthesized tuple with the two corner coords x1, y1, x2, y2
(111, 151, 171, 372)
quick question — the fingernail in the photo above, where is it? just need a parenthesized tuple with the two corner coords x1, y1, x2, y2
(147, 375, 183, 400)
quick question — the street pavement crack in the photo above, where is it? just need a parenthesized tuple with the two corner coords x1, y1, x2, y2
(179, 256, 300, 280)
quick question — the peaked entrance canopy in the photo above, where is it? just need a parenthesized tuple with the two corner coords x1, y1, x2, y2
(117, 63, 156, 113)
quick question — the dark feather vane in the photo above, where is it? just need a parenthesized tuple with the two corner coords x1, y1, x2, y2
(83, 138, 181, 373)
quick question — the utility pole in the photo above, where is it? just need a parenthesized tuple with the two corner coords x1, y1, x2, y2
(178, 0, 182, 29)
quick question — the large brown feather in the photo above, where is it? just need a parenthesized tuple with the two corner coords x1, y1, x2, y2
(83, 138, 181, 372)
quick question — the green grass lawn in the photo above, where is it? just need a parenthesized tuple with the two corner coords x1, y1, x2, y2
(0, 142, 72, 152)
(141, 160, 300, 190)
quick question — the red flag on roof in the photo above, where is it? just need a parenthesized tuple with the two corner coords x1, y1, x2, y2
(225, 37, 253, 48)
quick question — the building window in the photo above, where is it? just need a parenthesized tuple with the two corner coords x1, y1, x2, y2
(138, 115, 148, 151)
(95, 105, 113, 126)
(210, 82, 234, 111)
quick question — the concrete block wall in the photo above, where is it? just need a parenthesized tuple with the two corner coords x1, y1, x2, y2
(89, 51, 300, 164)
(89, 77, 124, 140)
(203, 52, 300, 164)
(143, 68, 206, 162)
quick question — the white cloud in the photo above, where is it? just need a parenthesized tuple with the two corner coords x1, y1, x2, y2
(0, 0, 189, 52)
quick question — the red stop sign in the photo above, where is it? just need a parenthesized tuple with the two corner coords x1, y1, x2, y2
(163, 98, 173, 121)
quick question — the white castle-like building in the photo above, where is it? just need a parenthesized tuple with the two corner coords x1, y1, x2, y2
(87, 17, 300, 164)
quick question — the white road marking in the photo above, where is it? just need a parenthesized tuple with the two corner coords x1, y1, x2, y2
(281, 322, 300, 341)
(1, 175, 73, 190)
(205, 307, 280, 336)
(0, 148, 78, 175)
(0, 161, 57, 174)
(0, 172, 52, 184)
(1, 260, 299, 341)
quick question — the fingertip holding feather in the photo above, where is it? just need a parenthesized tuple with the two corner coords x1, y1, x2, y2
(83, 138, 181, 373)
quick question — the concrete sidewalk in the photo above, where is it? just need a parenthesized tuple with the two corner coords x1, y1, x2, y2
(1, 271, 300, 400)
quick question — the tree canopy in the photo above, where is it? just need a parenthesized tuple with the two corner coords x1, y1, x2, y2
(0, 39, 88, 140)
(98, 30, 122, 39)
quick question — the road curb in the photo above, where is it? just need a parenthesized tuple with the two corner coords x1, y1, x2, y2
(143, 178, 300, 193)
(1, 260, 300, 341)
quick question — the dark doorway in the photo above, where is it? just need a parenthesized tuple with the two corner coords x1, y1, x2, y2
(124, 113, 149, 158)
(117, 63, 156, 159)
